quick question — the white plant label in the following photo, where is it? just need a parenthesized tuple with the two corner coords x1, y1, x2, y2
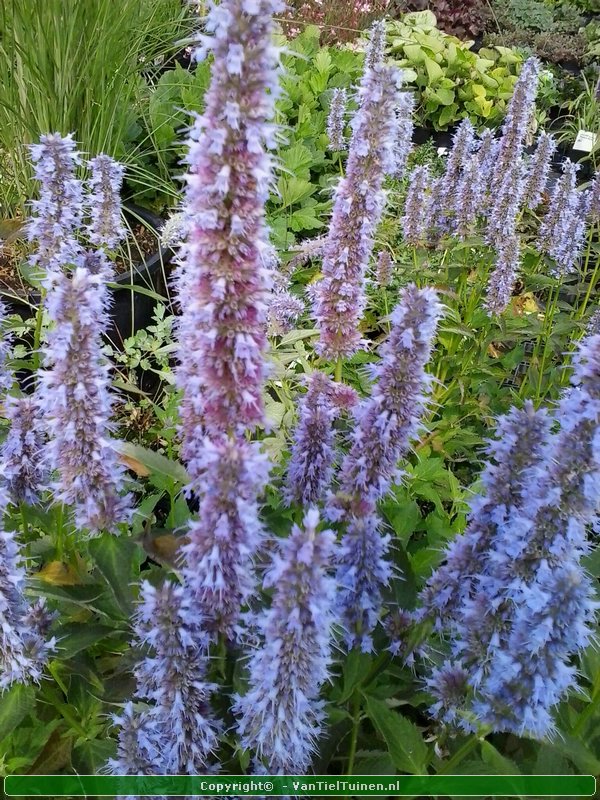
(573, 130, 597, 153)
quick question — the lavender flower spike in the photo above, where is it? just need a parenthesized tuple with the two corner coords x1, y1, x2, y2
(402, 165, 430, 246)
(590, 170, 600, 222)
(284, 371, 339, 507)
(394, 91, 415, 180)
(0, 299, 14, 395)
(336, 285, 442, 505)
(314, 63, 401, 360)
(182, 434, 270, 636)
(0, 485, 54, 689)
(233, 508, 337, 773)
(2, 395, 47, 506)
(326, 88, 347, 152)
(523, 131, 556, 210)
(364, 18, 386, 71)
(484, 235, 520, 316)
(27, 133, 83, 274)
(537, 158, 578, 254)
(268, 289, 305, 336)
(86, 154, 126, 250)
(375, 250, 393, 288)
(109, 581, 220, 775)
(38, 251, 131, 535)
(175, 0, 283, 443)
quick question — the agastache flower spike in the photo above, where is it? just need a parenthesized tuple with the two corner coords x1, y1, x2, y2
(86, 154, 126, 250)
(2, 396, 47, 506)
(38, 251, 131, 535)
(428, 120, 474, 237)
(364, 18, 386, 70)
(590, 170, 600, 222)
(486, 160, 528, 247)
(484, 235, 520, 316)
(284, 372, 340, 507)
(233, 509, 337, 773)
(394, 91, 415, 179)
(268, 289, 305, 336)
(326, 88, 347, 152)
(402, 165, 430, 246)
(0, 486, 54, 689)
(109, 581, 220, 775)
(375, 250, 393, 287)
(175, 0, 283, 443)
(537, 158, 578, 254)
(314, 63, 401, 360)
(548, 190, 591, 275)
(182, 434, 270, 635)
(523, 131, 556, 210)
(453, 150, 486, 239)
(330, 286, 442, 649)
(27, 133, 83, 274)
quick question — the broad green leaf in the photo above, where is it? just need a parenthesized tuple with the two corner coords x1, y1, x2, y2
(54, 622, 120, 659)
(424, 57, 443, 84)
(338, 650, 372, 703)
(544, 732, 600, 774)
(314, 49, 332, 74)
(0, 684, 36, 739)
(88, 534, 140, 617)
(480, 740, 520, 774)
(364, 695, 429, 774)
(116, 441, 189, 486)
(277, 176, 316, 208)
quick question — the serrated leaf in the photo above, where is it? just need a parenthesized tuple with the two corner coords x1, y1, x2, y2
(0, 684, 36, 739)
(88, 534, 140, 617)
(364, 695, 429, 774)
(54, 622, 119, 659)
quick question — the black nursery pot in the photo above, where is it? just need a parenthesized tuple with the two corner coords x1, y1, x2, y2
(106, 204, 175, 349)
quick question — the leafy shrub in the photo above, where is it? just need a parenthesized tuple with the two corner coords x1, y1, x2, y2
(386, 11, 523, 129)
(389, 0, 490, 38)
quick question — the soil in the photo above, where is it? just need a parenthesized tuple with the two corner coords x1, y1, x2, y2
(0, 222, 161, 301)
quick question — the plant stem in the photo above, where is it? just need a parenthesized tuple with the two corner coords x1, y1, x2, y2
(346, 692, 361, 777)
(32, 291, 46, 372)
(335, 357, 343, 382)
(438, 735, 482, 774)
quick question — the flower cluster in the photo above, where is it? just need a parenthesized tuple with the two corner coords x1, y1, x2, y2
(233, 509, 336, 773)
(326, 88, 347, 152)
(2, 396, 48, 506)
(109, 580, 219, 775)
(86, 154, 126, 249)
(314, 61, 402, 360)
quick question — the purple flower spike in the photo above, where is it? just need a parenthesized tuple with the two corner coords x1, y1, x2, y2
(402, 165, 430, 246)
(364, 18, 386, 71)
(590, 170, 600, 222)
(86, 154, 126, 250)
(484, 235, 520, 316)
(268, 289, 305, 336)
(453, 151, 486, 239)
(336, 285, 442, 505)
(109, 580, 220, 775)
(233, 508, 337, 773)
(523, 132, 556, 210)
(284, 371, 340, 507)
(27, 133, 83, 274)
(548, 190, 591, 276)
(175, 0, 283, 446)
(486, 160, 528, 247)
(375, 250, 393, 287)
(314, 63, 401, 360)
(327, 88, 347, 152)
(2, 396, 47, 506)
(39, 252, 131, 535)
(182, 434, 270, 636)
(537, 158, 579, 254)
(0, 485, 54, 689)
(395, 91, 415, 179)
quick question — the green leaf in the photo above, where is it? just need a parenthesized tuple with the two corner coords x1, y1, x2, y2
(116, 441, 189, 486)
(0, 683, 36, 739)
(364, 695, 429, 774)
(437, 103, 459, 128)
(480, 740, 520, 774)
(277, 175, 316, 208)
(290, 207, 324, 232)
(339, 650, 372, 703)
(54, 622, 120, 659)
(314, 49, 332, 74)
(424, 57, 443, 84)
(544, 732, 600, 774)
(88, 534, 140, 617)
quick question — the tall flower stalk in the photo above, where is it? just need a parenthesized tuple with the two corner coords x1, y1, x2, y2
(233, 509, 336, 773)
(313, 61, 401, 360)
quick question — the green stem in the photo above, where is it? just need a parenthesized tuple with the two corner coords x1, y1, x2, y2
(578, 224, 599, 319)
(32, 290, 46, 372)
(346, 693, 361, 777)
(334, 357, 343, 382)
(20, 503, 29, 540)
(438, 735, 482, 774)
(572, 671, 600, 736)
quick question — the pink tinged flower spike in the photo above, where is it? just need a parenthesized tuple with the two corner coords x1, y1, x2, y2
(402, 165, 431, 246)
(284, 371, 341, 507)
(27, 133, 84, 274)
(523, 131, 556, 210)
(182, 434, 270, 636)
(484, 235, 520, 316)
(2, 396, 48, 506)
(86, 154, 126, 250)
(232, 508, 337, 773)
(335, 285, 443, 505)
(375, 250, 393, 287)
(38, 251, 132, 535)
(108, 581, 220, 776)
(314, 63, 402, 360)
(174, 0, 283, 444)
(326, 88, 347, 152)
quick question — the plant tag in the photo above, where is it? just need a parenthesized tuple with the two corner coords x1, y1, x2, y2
(437, 146, 448, 156)
(573, 130, 597, 153)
